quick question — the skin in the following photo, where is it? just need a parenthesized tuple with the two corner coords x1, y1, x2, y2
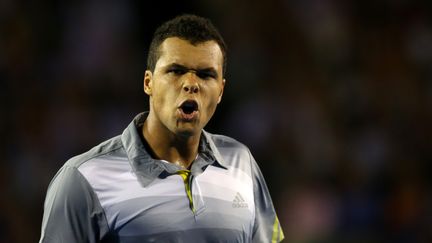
(142, 37, 225, 169)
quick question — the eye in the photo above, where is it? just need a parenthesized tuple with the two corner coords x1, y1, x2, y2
(168, 68, 186, 75)
(196, 70, 216, 80)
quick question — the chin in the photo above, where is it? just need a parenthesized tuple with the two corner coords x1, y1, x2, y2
(174, 127, 201, 138)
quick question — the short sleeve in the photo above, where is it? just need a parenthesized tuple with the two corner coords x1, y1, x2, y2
(249, 151, 284, 243)
(39, 165, 110, 243)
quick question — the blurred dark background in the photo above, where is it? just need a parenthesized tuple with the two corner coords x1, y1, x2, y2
(2, 0, 432, 242)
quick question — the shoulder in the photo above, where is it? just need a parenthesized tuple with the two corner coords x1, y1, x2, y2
(204, 131, 254, 171)
(44, 135, 126, 208)
(205, 131, 250, 152)
(63, 135, 124, 169)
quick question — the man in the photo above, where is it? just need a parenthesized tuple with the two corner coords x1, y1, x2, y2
(40, 14, 284, 242)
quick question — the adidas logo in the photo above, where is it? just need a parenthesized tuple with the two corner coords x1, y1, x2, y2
(232, 192, 248, 208)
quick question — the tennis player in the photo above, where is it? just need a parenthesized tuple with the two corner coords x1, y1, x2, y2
(40, 14, 284, 242)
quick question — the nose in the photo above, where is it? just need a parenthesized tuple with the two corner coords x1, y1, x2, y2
(182, 72, 200, 94)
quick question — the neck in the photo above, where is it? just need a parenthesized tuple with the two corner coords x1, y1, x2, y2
(142, 114, 200, 169)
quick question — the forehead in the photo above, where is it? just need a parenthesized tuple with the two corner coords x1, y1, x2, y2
(156, 37, 223, 70)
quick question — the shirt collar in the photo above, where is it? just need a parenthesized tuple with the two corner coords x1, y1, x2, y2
(121, 112, 227, 187)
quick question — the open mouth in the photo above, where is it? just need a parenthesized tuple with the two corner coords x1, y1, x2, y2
(180, 100, 198, 114)
(178, 100, 199, 121)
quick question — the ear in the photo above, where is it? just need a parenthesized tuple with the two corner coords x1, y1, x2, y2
(217, 79, 226, 104)
(143, 70, 153, 96)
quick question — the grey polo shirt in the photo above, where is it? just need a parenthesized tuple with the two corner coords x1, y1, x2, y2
(39, 113, 284, 242)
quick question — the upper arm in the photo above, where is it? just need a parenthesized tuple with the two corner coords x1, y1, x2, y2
(40, 165, 110, 243)
(249, 151, 284, 243)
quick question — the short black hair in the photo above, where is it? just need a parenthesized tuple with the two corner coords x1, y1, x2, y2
(146, 14, 227, 76)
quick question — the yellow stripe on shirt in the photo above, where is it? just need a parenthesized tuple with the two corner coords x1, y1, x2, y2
(272, 216, 281, 243)
(177, 170, 195, 213)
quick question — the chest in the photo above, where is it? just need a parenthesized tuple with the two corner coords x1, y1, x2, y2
(95, 166, 255, 239)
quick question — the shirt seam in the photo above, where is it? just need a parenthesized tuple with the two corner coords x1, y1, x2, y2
(74, 143, 124, 168)
(248, 148, 258, 239)
(71, 144, 124, 234)
(66, 165, 113, 234)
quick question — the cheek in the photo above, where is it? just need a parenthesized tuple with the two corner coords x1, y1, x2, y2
(152, 82, 179, 110)
(203, 88, 222, 110)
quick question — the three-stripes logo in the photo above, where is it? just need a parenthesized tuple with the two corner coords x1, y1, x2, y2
(232, 192, 248, 208)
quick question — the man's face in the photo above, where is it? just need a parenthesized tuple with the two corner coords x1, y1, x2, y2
(144, 37, 225, 137)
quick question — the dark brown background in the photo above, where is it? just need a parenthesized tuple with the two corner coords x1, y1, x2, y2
(1, 0, 431, 242)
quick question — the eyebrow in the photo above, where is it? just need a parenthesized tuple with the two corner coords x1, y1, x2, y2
(165, 63, 219, 78)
